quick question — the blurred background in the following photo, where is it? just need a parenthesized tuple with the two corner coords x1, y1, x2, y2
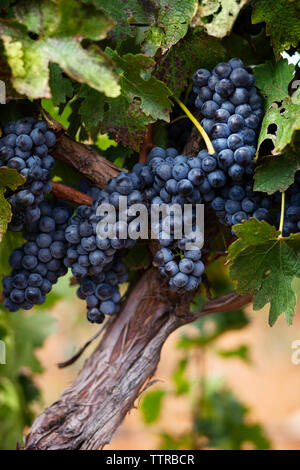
(1, 258, 300, 450)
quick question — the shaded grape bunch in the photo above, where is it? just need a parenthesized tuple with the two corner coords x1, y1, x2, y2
(2, 199, 72, 312)
(0, 117, 56, 231)
(64, 173, 145, 322)
(192, 58, 272, 226)
(134, 147, 205, 292)
(77, 255, 128, 324)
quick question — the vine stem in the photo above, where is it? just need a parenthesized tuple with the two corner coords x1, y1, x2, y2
(172, 96, 215, 155)
(51, 181, 94, 206)
(279, 191, 285, 235)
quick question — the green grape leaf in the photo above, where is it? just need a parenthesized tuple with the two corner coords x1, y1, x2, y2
(89, 0, 155, 43)
(99, 50, 172, 149)
(156, 27, 226, 97)
(195, 380, 271, 450)
(254, 146, 300, 194)
(14, 0, 115, 40)
(254, 59, 295, 109)
(49, 63, 73, 106)
(140, 389, 165, 424)
(78, 85, 105, 132)
(253, 58, 300, 163)
(101, 96, 151, 151)
(1, 33, 51, 98)
(0, 306, 55, 450)
(252, 0, 300, 56)
(0, 167, 25, 241)
(193, 0, 248, 38)
(92, 0, 196, 55)
(141, 0, 196, 55)
(44, 38, 120, 98)
(106, 49, 172, 121)
(0, 166, 25, 192)
(14, 0, 58, 35)
(228, 219, 300, 326)
(0, 19, 120, 99)
(7, 310, 56, 373)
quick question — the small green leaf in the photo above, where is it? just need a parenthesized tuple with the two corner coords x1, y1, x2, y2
(217, 345, 250, 363)
(140, 389, 165, 424)
(254, 146, 300, 194)
(228, 219, 300, 326)
(78, 85, 105, 132)
(193, 0, 248, 38)
(252, 0, 300, 56)
(0, 167, 25, 192)
(0, 167, 25, 241)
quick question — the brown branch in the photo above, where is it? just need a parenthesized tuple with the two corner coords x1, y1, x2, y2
(51, 181, 94, 206)
(43, 110, 124, 188)
(139, 124, 154, 163)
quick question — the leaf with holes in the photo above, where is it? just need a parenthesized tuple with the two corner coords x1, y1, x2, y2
(142, 0, 197, 55)
(106, 49, 172, 121)
(252, 0, 300, 56)
(228, 219, 300, 326)
(254, 59, 294, 109)
(254, 59, 300, 156)
(192, 0, 248, 38)
(89, 0, 155, 43)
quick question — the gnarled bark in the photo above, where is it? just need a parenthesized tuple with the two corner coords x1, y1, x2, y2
(24, 267, 252, 450)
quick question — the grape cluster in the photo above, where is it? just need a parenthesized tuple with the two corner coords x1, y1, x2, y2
(0, 117, 56, 231)
(193, 59, 272, 226)
(134, 147, 205, 292)
(64, 173, 145, 323)
(77, 255, 128, 323)
(2, 200, 71, 312)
